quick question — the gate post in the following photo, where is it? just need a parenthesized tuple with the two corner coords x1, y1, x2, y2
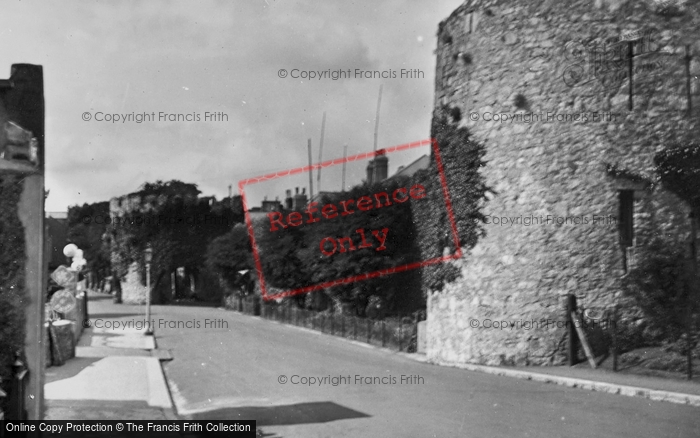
(567, 294, 578, 366)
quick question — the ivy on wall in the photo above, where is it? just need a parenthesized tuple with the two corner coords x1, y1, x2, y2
(0, 175, 26, 413)
(412, 106, 488, 293)
(107, 180, 244, 301)
(654, 142, 700, 213)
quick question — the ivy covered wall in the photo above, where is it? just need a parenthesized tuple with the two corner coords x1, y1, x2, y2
(0, 175, 27, 413)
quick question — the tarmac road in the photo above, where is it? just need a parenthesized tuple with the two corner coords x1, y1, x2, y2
(152, 303, 699, 438)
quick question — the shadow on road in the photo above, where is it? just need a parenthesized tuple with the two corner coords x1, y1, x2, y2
(190, 401, 370, 426)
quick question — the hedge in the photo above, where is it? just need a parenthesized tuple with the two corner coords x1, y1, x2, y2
(0, 175, 27, 414)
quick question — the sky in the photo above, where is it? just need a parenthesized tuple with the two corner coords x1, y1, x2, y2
(0, 0, 463, 212)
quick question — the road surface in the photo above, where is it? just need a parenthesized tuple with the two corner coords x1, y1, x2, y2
(150, 303, 699, 438)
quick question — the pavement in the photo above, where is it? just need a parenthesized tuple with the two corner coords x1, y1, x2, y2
(43, 290, 177, 421)
(423, 357, 700, 407)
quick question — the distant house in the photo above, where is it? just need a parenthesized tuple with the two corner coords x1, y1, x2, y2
(391, 154, 430, 180)
(304, 153, 430, 204)
(247, 195, 285, 221)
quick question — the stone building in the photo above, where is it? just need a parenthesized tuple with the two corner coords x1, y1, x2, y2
(427, 0, 700, 365)
(108, 187, 220, 304)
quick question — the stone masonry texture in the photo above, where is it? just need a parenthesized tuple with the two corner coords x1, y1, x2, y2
(427, 0, 700, 366)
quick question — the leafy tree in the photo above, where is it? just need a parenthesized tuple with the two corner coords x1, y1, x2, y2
(298, 176, 422, 311)
(66, 201, 111, 284)
(205, 223, 254, 291)
(253, 215, 311, 291)
(249, 176, 424, 314)
(138, 179, 201, 200)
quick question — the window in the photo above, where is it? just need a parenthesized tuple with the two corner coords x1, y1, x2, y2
(619, 190, 634, 246)
(619, 190, 634, 272)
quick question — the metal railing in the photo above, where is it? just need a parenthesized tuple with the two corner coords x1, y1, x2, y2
(228, 296, 422, 353)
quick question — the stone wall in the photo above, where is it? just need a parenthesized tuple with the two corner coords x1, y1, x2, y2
(427, 0, 700, 365)
(108, 192, 181, 302)
(120, 262, 149, 304)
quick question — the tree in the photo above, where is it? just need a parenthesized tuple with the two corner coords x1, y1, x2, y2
(297, 176, 422, 312)
(253, 215, 311, 292)
(205, 223, 254, 292)
(139, 179, 201, 200)
(66, 201, 111, 286)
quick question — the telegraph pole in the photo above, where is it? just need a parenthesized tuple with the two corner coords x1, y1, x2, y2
(341, 144, 348, 192)
(372, 85, 383, 184)
(307, 139, 314, 200)
(317, 111, 326, 195)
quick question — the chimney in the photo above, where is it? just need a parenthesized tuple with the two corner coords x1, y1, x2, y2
(366, 151, 388, 185)
(293, 187, 308, 210)
(366, 160, 375, 185)
(373, 152, 388, 182)
(285, 189, 293, 209)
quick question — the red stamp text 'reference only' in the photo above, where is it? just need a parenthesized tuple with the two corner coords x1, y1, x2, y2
(238, 138, 461, 301)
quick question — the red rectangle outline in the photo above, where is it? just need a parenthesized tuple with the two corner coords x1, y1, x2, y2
(239, 138, 462, 301)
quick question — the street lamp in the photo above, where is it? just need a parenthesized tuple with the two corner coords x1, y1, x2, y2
(144, 245, 153, 335)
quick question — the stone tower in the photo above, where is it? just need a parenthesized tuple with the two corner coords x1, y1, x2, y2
(427, 0, 700, 366)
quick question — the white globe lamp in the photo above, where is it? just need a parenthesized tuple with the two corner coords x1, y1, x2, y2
(63, 243, 78, 258)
